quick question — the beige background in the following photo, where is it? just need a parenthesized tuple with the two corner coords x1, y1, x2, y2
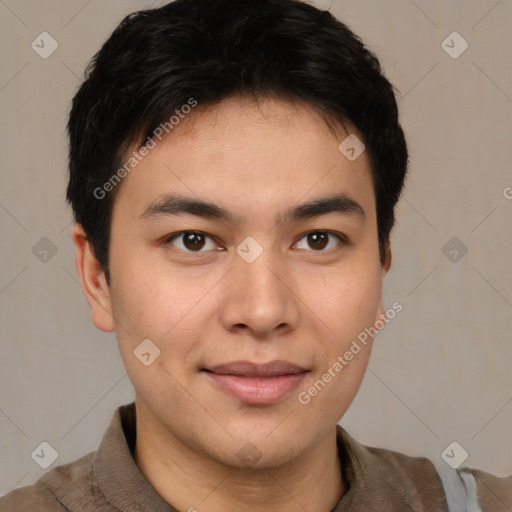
(1, 0, 511, 496)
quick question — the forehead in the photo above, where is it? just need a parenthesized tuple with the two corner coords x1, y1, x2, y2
(111, 95, 376, 227)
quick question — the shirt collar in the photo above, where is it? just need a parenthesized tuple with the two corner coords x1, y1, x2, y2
(92, 402, 440, 511)
(93, 402, 177, 512)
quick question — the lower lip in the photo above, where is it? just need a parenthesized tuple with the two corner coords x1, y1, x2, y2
(204, 372, 308, 405)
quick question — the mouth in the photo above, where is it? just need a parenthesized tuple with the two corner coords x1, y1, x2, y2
(201, 360, 310, 405)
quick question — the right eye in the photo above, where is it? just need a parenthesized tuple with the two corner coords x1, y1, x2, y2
(164, 231, 222, 253)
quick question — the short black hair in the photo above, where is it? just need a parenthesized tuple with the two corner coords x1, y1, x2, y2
(66, 0, 408, 285)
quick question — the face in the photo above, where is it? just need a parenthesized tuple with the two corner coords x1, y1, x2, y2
(76, 96, 390, 469)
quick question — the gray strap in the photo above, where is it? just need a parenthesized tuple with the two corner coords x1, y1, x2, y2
(433, 461, 483, 512)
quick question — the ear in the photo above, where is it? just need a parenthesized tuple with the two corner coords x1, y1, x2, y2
(381, 243, 392, 279)
(375, 243, 392, 323)
(71, 223, 115, 333)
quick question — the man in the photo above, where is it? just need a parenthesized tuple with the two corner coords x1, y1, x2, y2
(1, 0, 511, 510)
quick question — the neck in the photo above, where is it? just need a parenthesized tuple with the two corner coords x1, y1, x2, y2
(133, 409, 345, 512)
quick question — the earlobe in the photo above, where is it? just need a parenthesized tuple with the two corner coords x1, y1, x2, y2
(70, 224, 116, 333)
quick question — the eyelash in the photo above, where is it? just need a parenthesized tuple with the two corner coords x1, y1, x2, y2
(163, 230, 347, 254)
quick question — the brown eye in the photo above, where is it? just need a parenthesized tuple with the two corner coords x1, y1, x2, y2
(166, 231, 217, 252)
(307, 232, 328, 250)
(182, 232, 206, 251)
(295, 231, 344, 252)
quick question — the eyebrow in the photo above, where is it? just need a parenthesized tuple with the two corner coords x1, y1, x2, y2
(139, 192, 366, 226)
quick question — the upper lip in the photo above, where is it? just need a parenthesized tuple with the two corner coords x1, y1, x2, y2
(204, 360, 310, 377)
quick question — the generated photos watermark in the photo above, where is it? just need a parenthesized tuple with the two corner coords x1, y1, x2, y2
(93, 97, 198, 200)
(298, 301, 403, 405)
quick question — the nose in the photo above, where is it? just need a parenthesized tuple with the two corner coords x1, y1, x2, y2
(219, 245, 300, 339)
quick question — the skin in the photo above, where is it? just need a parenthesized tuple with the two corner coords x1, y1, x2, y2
(72, 95, 391, 512)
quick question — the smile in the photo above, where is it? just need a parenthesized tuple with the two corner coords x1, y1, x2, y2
(202, 360, 310, 405)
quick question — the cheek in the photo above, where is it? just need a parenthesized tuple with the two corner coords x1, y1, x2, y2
(311, 262, 383, 342)
(108, 271, 201, 410)
(109, 248, 201, 337)
(108, 253, 223, 388)
(302, 257, 382, 394)
(298, 283, 379, 426)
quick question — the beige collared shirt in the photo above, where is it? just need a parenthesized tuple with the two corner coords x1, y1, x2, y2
(1, 402, 511, 511)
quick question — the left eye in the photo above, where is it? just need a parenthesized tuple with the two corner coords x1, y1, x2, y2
(165, 230, 344, 253)
(294, 231, 344, 251)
